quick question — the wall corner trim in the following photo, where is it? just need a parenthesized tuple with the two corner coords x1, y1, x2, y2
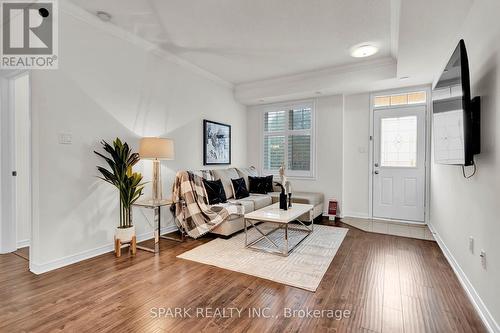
(29, 225, 179, 275)
(428, 223, 500, 333)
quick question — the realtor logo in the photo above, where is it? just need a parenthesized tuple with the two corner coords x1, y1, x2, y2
(1, 0, 58, 69)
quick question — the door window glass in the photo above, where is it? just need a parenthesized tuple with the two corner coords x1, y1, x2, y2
(380, 116, 417, 167)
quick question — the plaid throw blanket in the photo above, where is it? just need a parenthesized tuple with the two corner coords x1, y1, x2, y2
(172, 171, 243, 238)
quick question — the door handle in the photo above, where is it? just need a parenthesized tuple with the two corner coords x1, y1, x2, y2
(374, 163, 379, 167)
(374, 170, 379, 175)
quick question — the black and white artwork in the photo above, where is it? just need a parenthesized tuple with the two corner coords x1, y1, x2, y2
(203, 120, 231, 165)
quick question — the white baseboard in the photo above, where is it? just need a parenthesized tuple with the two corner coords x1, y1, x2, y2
(17, 239, 30, 249)
(341, 211, 371, 219)
(325, 211, 371, 219)
(428, 223, 499, 333)
(29, 225, 179, 275)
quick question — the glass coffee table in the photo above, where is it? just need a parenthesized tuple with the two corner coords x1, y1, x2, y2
(244, 203, 314, 256)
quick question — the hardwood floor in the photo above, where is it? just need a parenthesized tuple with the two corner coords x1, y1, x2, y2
(0, 219, 486, 333)
(13, 247, 29, 261)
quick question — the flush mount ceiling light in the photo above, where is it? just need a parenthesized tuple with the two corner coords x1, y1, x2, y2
(350, 44, 378, 58)
(96, 11, 112, 22)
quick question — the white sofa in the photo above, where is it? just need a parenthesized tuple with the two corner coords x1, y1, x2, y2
(188, 167, 324, 237)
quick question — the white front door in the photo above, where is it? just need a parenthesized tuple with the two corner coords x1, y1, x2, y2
(373, 106, 426, 222)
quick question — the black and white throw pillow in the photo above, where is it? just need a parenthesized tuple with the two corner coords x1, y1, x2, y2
(264, 175, 274, 192)
(203, 179, 227, 205)
(231, 177, 249, 199)
(248, 175, 273, 194)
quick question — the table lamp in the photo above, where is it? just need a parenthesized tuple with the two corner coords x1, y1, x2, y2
(139, 137, 175, 201)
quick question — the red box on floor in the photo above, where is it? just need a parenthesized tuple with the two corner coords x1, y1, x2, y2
(328, 199, 338, 218)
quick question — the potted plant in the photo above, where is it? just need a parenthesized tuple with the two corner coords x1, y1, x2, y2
(94, 138, 145, 242)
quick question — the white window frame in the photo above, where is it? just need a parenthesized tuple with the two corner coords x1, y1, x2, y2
(373, 90, 428, 110)
(260, 100, 316, 179)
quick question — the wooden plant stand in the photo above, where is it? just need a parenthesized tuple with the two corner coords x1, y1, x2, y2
(114, 236, 137, 257)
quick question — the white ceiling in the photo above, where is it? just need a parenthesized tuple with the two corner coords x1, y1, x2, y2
(68, 0, 475, 104)
(69, 0, 393, 84)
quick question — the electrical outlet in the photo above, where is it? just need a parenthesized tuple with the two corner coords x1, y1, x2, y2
(480, 250, 486, 269)
(469, 236, 474, 253)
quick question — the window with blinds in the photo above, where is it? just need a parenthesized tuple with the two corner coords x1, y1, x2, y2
(373, 91, 427, 108)
(263, 102, 314, 177)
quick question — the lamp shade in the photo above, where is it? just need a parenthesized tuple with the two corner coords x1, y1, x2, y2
(139, 137, 175, 160)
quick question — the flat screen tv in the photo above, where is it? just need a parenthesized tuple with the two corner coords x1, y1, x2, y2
(432, 39, 480, 166)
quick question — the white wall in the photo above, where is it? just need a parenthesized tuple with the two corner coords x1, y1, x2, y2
(29, 8, 246, 271)
(342, 93, 370, 217)
(247, 95, 343, 211)
(430, 0, 500, 330)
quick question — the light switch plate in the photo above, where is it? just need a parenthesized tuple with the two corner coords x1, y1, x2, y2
(59, 133, 72, 144)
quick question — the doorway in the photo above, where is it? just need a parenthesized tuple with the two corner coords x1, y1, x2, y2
(372, 105, 426, 222)
(0, 71, 31, 261)
(14, 73, 31, 258)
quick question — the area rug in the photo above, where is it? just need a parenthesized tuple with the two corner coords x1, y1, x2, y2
(177, 224, 348, 291)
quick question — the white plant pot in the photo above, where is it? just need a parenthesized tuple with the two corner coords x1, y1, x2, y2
(115, 225, 135, 243)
